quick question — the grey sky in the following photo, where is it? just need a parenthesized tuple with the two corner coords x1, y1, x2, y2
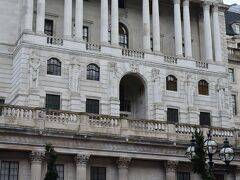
(224, 0, 240, 5)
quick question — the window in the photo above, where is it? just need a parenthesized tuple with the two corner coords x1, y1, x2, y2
(0, 161, 19, 180)
(228, 68, 235, 82)
(91, 167, 106, 180)
(177, 172, 190, 180)
(87, 64, 100, 81)
(237, 43, 240, 49)
(0, 99, 5, 115)
(44, 19, 54, 36)
(232, 95, 237, 115)
(47, 58, 61, 76)
(119, 23, 128, 48)
(55, 164, 64, 180)
(200, 112, 211, 126)
(198, 80, 209, 95)
(167, 108, 178, 123)
(118, 0, 125, 8)
(83, 26, 89, 42)
(46, 94, 60, 110)
(86, 99, 100, 114)
(236, 24, 240, 34)
(166, 75, 177, 91)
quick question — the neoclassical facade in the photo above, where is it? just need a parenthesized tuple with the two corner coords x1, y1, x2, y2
(0, 0, 239, 180)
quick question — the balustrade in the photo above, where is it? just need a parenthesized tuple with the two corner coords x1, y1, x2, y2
(122, 49, 145, 59)
(47, 36, 64, 46)
(86, 43, 101, 51)
(164, 55, 177, 64)
(88, 114, 119, 127)
(196, 61, 208, 69)
(129, 120, 166, 132)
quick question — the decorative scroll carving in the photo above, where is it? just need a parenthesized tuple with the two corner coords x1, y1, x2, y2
(30, 151, 44, 163)
(165, 161, 178, 171)
(117, 157, 131, 169)
(74, 154, 90, 166)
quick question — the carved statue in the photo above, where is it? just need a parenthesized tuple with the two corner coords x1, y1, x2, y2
(130, 63, 139, 73)
(216, 78, 226, 111)
(152, 68, 162, 103)
(109, 62, 118, 98)
(69, 61, 81, 92)
(29, 51, 40, 88)
(185, 74, 195, 107)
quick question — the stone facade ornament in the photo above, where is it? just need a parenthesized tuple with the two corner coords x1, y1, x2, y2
(216, 78, 226, 111)
(74, 154, 90, 166)
(165, 161, 178, 171)
(30, 151, 44, 163)
(109, 62, 118, 98)
(185, 74, 195, 107)
(152, 68, 162, 103)
(69, 58, 81, 93)
(117, 157, 131, 169)
(29, 51, 41, 89)
(130, 63, 139, 73)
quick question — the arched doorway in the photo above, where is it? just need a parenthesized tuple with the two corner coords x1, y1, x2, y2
(119, 73, 147, 119)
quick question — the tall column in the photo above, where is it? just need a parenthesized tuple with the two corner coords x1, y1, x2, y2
(183, 0, 192, 58)
(143, 0, 151, 51)
(36, 0, 46, 35)
(152, 0, 161, 52)
(203, 1, 213, 62)
(64, 0, 73, 39)
(212, 4, 222, 62)
(101, 0, 109, 44)
(111, 0, 119, 46)
(117, 157, 131, 180)
(75, 0, 83, 41)
(165, 161, 178, 180)
(30, 151, 44, 180)
(74, 154, 90, 180)
(174, 0, 183, 57)
(24, 0, 34, 32)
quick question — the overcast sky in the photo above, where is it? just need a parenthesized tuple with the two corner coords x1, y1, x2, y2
(224, 0, 240, 5)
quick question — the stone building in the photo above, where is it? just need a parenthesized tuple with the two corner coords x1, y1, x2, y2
(0, 0, 239, 180)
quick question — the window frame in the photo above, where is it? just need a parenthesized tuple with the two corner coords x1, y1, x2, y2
(166, 75, 178, 91)
(167, 108, 179, 124)
(198, 79, 209, 96)
(83, 26, 89, 42)
(47, 58, 62, 76)
(0, 161, 19, 180)
(87, 63, 100, 81)
(228, 68, 235, 82)
(45, 94, 61, 111)
(90, 166, 106, 180)
(55, 164, 64, 180)
(199, 111, 211, 126)
(231, 94, 237, 116)
(44, 19, 54, 36)
(86, 99, 100, 114)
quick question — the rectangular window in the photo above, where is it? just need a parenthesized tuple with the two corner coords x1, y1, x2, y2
(118, 0, 125, 8)
(86, 99, 100, 114)
(177, 172, 190, 180)
(236, 24, 240, 34)
(91, 167, 106, 180)
(0, 161, 19, 180)
(167, 108, 179, 123)
(228, 68, 235, 82)
(46, 94, 60, 110)
(237, 43, 240, 49)
(83, 26, 89, 42)
(0, 99, 5, 115)
(55, 164, 64, 180)
(232, 95, 237, 115)
(44, 19, 54, 36)
(200, 112, 211, 126)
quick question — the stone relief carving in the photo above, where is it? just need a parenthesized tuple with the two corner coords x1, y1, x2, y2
(29, 51, 41, 89)
(165, 161, 178, 171)
(74, 154, 90, 166)
(152, 68, 162, 104)
(130, 63, 139, 73)
(109, 62, 118, 98)
(216, 78, 226, 111)
(69, 57, 81, 92)
(185, 74, 195, 107)
(30, 151, 45, 163)
(117, 157, 131, 169)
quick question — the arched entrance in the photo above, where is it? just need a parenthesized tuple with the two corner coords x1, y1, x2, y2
(119, 73, 147, 119)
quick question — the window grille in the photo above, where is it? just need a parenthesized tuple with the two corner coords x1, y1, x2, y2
(0, 161, 19, 180)
(87, 64, 100, 81)
(47, 58, 61, 76)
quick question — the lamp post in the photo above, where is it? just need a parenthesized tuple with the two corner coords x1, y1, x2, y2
(186, 129, 235, 178)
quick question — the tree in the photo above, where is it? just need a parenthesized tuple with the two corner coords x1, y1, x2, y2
(44, 144, 58, 180)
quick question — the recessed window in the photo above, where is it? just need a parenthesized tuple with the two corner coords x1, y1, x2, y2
(87, 64, 100, 81)
(0, 161, 19, 180)
(83, 26, 89, 42)
(237, 43, 240, 49)
(198, 80, 209, 95)
(0, 99, 5, 116)
(167, 108, 178, 123)
(228, 68, 235, 82)
(91, 167, 106, 180)
(47, 58, 61, 76)
(46, 94, 60, 110)
(86, 99, 100, 114)
(119, 23, 128, 48)
(177, 172, 190, 180)
(166, 75, 177, 91)
(55, 164, 64, 180)
(200, 112, 211, 126)
(232, 95, 237, 115)
(118, 0, 125, 8)
(44, 19, 54, 36)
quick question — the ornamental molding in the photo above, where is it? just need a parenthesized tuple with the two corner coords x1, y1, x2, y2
(30, 151, 45, 163)
(74, 154, 90, 166)
(117, 157, 131, 169)
(165, 161, 178, 171)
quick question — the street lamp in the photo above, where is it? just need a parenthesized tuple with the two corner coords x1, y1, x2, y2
(186, 129, 235, 176)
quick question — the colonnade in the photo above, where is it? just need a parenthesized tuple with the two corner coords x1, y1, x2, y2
(23, 0, 223, 62)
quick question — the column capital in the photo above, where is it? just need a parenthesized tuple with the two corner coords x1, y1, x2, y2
(173, 0, 180, 4)
(183, 0, 189, 6)
(117, 157, 131, 169)
(74, 154, 90, 166)
(212, 4, 219, 12)
(164, 161, 178, 171)
(30, 151, 45, 163)
(202, 1, 212, 8)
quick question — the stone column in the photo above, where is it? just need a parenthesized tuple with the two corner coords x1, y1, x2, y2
(101, 0, 109, 44)
(64, 0, 73, 39)
(36, 0, 46, 34)
(30, 151, 44, 180)
(75, 0, 83, 41)
(74, 154, 90, 180)
(143, 0, 151, 51)
(203, 1, 213, 62)
(183, 0, 192, 58)
(24, 0, 34, 32)
(152, 0, 161, 52)
(111, 0, 119, 46)
(165, 161, 178, 180)
(174, 0, 183, 57)
(117, 157, 131, 180)
(212, 4, 222, 63)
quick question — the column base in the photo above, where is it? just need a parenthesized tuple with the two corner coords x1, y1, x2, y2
(36, 31, 46, 36)
(64, 35, 72, 40)
(23, 29, 34, 35)
(153, 50, 163, 55)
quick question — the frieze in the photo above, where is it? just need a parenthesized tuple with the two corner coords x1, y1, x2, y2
(117, 157, 131, 169)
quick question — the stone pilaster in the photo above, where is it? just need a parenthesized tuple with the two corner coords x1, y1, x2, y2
(74, 154, 90, 180)
(30, 151, 44, 180)
(165, 161, 178, 180)
(117, 157, 131, 180)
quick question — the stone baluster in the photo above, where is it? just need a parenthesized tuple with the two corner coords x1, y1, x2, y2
(30, 151, 44, 180)
(64, 0, 73, 38)
(75, 0, 84, 41)
(117, 157, 131, 180)
(142, 0, 151, 51)
(165, 161, 178, 180)
(183, 0, 192, 58)
(74, 154, 90, 180)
